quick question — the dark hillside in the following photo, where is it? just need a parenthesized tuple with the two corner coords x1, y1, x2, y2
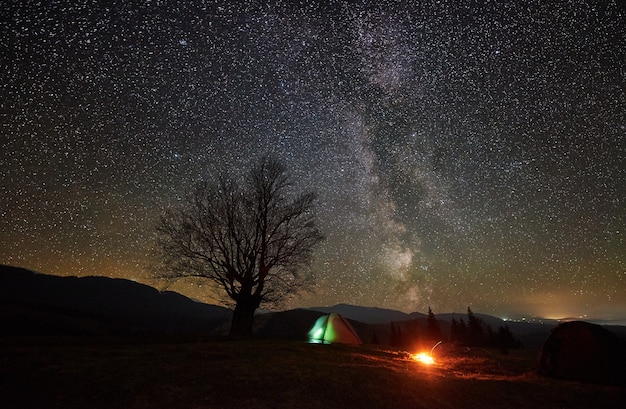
(255, 309, 325, 341)
(0, 265, 231, 336)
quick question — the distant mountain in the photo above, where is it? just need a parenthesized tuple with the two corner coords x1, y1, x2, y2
(307, 303, 425, 324)
(308, 304, 529, 327)
(255, 306, 545, 347)
(5, 266, 622, 347)
(302, 305, 626, 348)
(304, 304, 560, 348)
(0, 265, 231, 336)
(558, 317, 626, 327)
(308, 304, 523, 328)
(436, 312, 507, 328)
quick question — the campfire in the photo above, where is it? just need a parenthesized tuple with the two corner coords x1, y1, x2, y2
(412, 352, 435, 365)
(411, 341, 442, 365)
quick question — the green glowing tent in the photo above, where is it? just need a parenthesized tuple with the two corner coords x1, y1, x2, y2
(308, 313, 362, 345)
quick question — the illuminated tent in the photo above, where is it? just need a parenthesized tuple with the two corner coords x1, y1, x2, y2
(308, 313, 362, 345)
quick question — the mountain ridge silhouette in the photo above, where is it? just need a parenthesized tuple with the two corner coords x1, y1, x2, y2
(0, 265, 231, 336)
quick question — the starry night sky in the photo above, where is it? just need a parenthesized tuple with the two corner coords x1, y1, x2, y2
(2, 0, 625, 319)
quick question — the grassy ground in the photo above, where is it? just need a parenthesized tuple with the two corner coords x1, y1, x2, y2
(1, 337, 624, 409)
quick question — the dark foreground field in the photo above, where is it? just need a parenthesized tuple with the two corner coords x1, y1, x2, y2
(1, 338, 624, 409)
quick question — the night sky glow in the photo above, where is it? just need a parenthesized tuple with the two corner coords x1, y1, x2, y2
(2, 1, 625, 320)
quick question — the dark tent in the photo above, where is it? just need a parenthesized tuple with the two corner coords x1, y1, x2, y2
(538, 321, 626, 386)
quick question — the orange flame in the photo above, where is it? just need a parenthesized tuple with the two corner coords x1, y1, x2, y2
(412, 352, 435, 365)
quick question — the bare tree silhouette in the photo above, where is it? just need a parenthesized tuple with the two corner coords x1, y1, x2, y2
(154, 157, 323, 336)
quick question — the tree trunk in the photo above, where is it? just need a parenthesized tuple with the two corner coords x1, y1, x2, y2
(229, 295, 260, 337)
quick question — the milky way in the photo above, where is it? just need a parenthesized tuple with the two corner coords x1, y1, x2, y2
(2, 1, 625, 319)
